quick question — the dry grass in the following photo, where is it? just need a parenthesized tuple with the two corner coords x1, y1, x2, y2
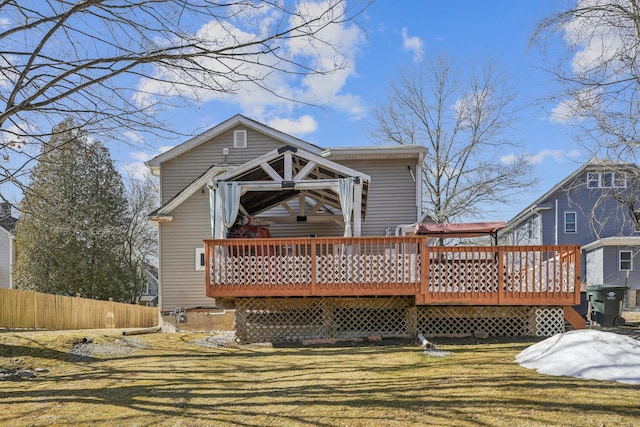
(1, 329, 639, 427)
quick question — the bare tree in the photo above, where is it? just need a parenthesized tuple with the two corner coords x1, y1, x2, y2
(532, 0, 640, 160)
(0, 0, 369, 191)
(533, 0, 640, 230)
(367, 55, 536, 223)
(124, 173, 159, 290)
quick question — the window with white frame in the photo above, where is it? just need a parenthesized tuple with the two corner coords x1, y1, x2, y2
(564, 212, 577, 233)
(587, 172, 600, 188)
(195, 247, 205, 271)
(586, 171, 626, 188)
(619, 250, 633, 271)
(234, 130, 247, 148)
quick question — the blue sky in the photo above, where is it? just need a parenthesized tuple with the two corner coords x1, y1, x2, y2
(113, 2, 587, 221)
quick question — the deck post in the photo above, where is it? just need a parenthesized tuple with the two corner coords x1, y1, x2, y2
(497, 246, 504, 305)
(311, 241, 317, 296)
(419, 238, 429, 304)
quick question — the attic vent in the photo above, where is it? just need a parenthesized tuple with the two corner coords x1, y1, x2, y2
(234, 130, 247, 148)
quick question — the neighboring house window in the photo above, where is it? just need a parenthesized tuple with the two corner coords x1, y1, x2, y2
(195, 247, 205, 271)
(586, 171, 626, 188)
(527, 219, 533, 239)
(564, 212, 577, 233)
(587, 172, 600, 188)
(143, 282, 150, 295)
(613, 172, 627, 188)
(619, 250, 633, 271)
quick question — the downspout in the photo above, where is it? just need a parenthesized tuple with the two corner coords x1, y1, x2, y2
(555, 199, 559, 245)
(416, 153, 424, 222)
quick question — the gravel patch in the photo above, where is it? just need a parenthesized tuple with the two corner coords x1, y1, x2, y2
(190, 331, 238, 349)
(67, 337, 147, 361)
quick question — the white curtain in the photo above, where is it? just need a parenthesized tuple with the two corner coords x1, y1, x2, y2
(222, 181, 241, 230)
(210, 181, 242, 239)
(339, 177, 354, 237)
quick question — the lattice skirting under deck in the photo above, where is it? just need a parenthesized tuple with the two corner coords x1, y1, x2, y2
(234, 297, 566, 343)
(416, 306, 565, 338)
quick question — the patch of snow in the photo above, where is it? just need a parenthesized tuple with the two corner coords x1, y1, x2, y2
(516, 329, 640, 384)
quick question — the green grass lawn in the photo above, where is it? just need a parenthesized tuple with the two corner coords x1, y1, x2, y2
(1, 330, 639, 426)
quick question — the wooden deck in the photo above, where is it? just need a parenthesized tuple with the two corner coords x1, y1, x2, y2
(204, 237, 581, 306)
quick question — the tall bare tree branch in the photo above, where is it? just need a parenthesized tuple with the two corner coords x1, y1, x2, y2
(366, 54, 536, 224)
(0, 0, 369, 192)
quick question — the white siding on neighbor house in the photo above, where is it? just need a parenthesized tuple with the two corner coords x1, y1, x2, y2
(585, 248, 604, 286)
(159, 191, 213, 311)
(161, 127, 288, 203)
(0, 228, 12, 289)
(501, 215, 542, 246)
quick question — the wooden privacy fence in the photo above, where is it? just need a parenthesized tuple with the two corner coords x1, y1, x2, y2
(0, 288, 159, 330)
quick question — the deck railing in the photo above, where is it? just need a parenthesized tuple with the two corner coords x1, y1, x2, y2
(204, 237, 580, 306)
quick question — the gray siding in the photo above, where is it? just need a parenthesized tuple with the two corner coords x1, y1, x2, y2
(340, 159, 418, 236)
(159, 191, 213, 311)
(602, 247, 640, 290)
(161, 126, 287, 203)
(539, 182, 637, 246)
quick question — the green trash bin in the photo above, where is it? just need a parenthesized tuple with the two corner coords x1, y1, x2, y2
(586, 284, 628, 327)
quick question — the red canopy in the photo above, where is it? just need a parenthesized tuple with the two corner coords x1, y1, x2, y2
(413, 221, 507, 239)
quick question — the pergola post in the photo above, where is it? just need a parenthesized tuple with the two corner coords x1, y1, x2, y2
(353, 181, 363, 237)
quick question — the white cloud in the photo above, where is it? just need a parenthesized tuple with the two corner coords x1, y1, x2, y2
(120, 145, 175, 180)
(133, 0, 366, 127)
(267, 115, 318, 136)
(501, 149, 581, 166)
(401, 27, 423, 63)
(124, 131, 144, 145)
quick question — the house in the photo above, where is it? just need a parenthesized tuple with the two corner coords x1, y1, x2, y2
(147, 115, 582, 343)
(0, 201, 17, 289)
(500, 160, 640, 310)
(146, 115, 428, 312)
(138, 263, 158, 307)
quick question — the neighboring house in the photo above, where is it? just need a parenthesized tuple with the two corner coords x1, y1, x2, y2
(500, 160, 640, 309)
(146, 114, 428, 313)
(138, 264, 158, 307)
(0, 201, 17, 289)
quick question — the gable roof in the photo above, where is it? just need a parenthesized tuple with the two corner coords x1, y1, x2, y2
(503, 160, 640, 232)
(145, 115, 323, 175)
(0, 202, 17, 233)
(151, 145, 371, 220)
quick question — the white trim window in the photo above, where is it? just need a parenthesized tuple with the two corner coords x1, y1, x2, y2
(586, 171, 626, 188)
(564, 211, 577, 234)
(234, 130, 247, 148)
(619, 250, 633, 271)
(195, 247, 205, 271)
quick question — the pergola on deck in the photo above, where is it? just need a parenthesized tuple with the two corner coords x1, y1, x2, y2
(204, 236, 584, 342)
